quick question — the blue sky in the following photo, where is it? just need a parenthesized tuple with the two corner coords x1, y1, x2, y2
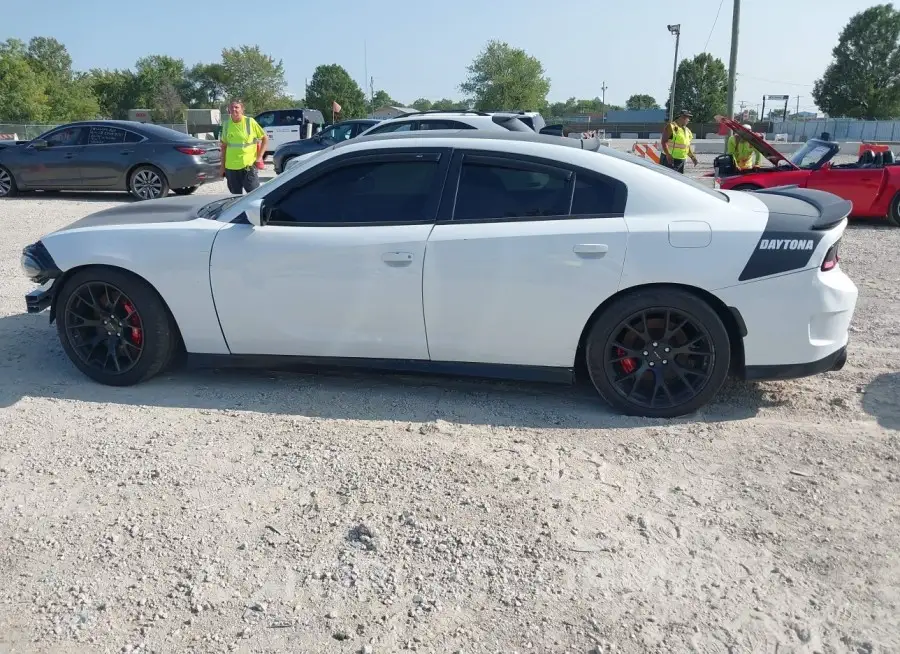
(2, 0, 881, 114)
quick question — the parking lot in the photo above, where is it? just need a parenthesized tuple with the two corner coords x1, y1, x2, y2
(0, 155, 898, 653)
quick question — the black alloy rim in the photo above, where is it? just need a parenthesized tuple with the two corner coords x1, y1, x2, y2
(0, 169, 11, 196)
(64, 282, 145, 374)
(597, 307, 715, 410)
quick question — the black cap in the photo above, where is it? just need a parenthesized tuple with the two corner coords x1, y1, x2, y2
(677, 109, 693, 118)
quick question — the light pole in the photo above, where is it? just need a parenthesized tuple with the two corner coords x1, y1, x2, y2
(667, 24, 681, 124)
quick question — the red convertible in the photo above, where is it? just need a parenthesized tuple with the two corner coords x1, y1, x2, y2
(712, 116, 900, 226)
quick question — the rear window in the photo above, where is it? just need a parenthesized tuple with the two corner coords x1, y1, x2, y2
(134, 123, 194, 141)
(491, 116, 534, 132)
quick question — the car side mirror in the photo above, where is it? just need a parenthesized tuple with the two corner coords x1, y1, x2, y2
(245, 197, 265, 226)
(31, 139, 48, 149)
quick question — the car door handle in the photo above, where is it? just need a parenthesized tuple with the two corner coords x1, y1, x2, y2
(382, 251, 414, 266)
(573, 243, 609, 257)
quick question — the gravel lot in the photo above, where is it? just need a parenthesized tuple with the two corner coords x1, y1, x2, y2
(0, 154, 898, 654)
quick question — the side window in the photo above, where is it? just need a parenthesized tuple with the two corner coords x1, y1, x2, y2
(418, 120, 476, 130)
(44, 127, 84, 147)
(367, 121, 414, 135)
(571, 173, 627, 215)
(123, 131, 143, 143)
(87, 126, 126, 145)
(453, 159, 572, 221)
(255, 112, 276, 128)
(269, 158, 441, 225)
(276, 110, 302, 126)
(328, 124, 354, 141)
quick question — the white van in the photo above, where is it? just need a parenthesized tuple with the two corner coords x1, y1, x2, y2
(253, 108, 326, 156)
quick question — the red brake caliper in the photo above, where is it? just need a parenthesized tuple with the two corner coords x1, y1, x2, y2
(123, 301, 142, 345)
(616, 347, 637, 374)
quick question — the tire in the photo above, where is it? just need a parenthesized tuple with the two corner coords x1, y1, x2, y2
(173, 186, 199, 196)
(887, 193, 900, 227)
(0, 166, 18, 197)
(128, 165, 169, 200)
(584, 289, 732, 418)
(278, 155, 296, 174)
(731, 183, 761, 191)
(55, 267, 175, 386)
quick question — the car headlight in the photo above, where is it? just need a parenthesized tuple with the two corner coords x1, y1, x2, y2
(21, 241, 60, 283)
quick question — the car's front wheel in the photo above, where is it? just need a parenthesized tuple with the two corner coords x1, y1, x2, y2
(129, 165, 169, 200)
(0, 166, 18, 198)
(173, 186, 199, 196)
(56, 268, 176, 386)
(584, 289, 732, 418)
(887, 192, 900, 227)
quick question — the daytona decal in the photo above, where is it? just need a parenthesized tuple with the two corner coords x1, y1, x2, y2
(758, 238, 815, 251)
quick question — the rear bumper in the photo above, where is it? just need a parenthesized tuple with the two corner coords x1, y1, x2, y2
(167, 162, 221, 189)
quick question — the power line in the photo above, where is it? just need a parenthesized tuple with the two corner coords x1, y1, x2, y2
(703, 0, 726, 52)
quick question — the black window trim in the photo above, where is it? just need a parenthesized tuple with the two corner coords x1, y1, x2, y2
(436, 149, 628, 225)
(260, 146, 454, 228)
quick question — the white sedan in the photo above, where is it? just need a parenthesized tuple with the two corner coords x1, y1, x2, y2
(20, 131, 858, 418)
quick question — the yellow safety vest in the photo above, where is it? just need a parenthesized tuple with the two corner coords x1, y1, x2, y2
(727, 136, 759, 170)
(221, 116, 261, 169)
(667, 123, 693, 160)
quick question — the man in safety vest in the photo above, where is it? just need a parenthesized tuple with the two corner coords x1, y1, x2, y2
(661, 109, 698, 173)
(220, 98, 268, 194)
(727, 124, 763, 170)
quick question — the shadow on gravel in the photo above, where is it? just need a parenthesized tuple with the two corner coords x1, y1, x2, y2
(0, 312, 774, 429)
(9, 190, 136, 203)
(862, 373, 900, 430)
(846, 218, 895, 231)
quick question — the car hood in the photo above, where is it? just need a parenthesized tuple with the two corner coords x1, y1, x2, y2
(52, 194, 234, 233)
(714, 115, 798, 170)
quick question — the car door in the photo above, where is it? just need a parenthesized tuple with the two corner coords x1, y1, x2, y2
(209, 147, 451, 359)
(423, 151, 629, 368)
(79, 125, 140, 188)
(806, 164, 882, 215)
(18, 126, 86, 189)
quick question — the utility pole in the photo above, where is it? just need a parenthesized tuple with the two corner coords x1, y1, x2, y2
(370, 76, 375, 108)
(795, 95, 801, 117)
(726, 0, 740, 120)
(667, 24, 681, 123)
(600, 81, 607, 123)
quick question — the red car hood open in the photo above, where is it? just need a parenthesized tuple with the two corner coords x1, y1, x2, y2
(714, 115, 799, 170)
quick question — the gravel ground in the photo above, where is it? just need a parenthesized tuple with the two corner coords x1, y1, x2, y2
(0, 155, 898, 654)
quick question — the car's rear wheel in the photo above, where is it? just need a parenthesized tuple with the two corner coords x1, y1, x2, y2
(173, 186, 199, 196)
(56, 268, 175, 386)
(731, 183, 761, 191)
(887, 193, 900, 227)
(129, 165, 169, 200)
(0, 166, 18, 197)
(584, 289, 731, 418)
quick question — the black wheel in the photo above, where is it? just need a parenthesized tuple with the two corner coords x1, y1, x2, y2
(887, 193, 900, 227)
(173, 186, 199, 196)
(56, 268, 175, 386)
(0, 166, 17, 197)
(584, 289, 731, 418)
(731, 183, 760, 191)
(128, 165, 169, 200)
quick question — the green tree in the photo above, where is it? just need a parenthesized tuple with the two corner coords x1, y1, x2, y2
(21, 37, 99, 121)
(459, 40, 550, 111)
(371, 89, 394, 109)
(625, 93, 659, 110)
(411, 98, 432, 111)
(186, 63, 231, 108)
(666, 53, 727, 122)
(812, 3, 900, 119)
(305, 64, 367, 119)
(87, 68, 140, 119)
(134, 55, 188, 108)
(220, 45, 289, 113)
(0, 39, 48, 122)
(154, 81, 186, 123)
(431, 98, 468, 110)
(25, 36, 72, 82)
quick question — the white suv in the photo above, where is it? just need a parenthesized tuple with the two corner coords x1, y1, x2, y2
(357, 110, 557, 137)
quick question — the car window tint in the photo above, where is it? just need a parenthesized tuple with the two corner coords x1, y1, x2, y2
(87, 126, 126, 145)
(255, 112, 276, 128)
(123, 131, 143, 143)
(571, 174, 626, 215)
(277, 110, 302, 126)
(454, 162, 571, 220)
(368, 121, 414, 134)
(327, 124, 355, 141)
(44, 127, 84, 147)
(418, 120, 476, 130)
(271, 160, 440, 224)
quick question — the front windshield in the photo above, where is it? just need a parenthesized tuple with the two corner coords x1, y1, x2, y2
(790, 141, 832, 169)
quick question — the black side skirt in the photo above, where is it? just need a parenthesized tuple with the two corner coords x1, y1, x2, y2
(185, 354, 575, 385)
(743, 345, 847, 381)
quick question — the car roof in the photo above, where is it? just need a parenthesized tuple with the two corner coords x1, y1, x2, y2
(56, 120, 149, 129)
(345, 129, 584, 150)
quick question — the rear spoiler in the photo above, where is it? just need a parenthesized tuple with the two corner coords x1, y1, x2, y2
(751, 185, 852, 230)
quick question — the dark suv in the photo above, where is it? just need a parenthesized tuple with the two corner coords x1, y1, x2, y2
(272, 119, 380, 174)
